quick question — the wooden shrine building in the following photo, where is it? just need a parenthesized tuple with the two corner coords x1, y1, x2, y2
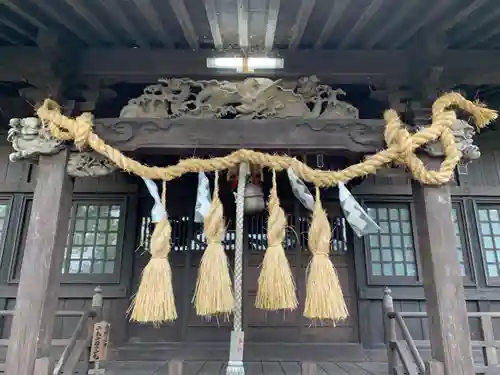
(2, 1, 500, 374)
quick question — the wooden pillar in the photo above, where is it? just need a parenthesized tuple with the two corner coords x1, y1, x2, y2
(5, 150, 73, 375)
(411, 105, 474, 375)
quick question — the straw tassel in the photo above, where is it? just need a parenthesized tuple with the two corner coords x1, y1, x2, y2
(129, 181, 177, 323)
(304, 187, 348, 323)
(255, 170, 297, 311)
(194, 171, 234, 316)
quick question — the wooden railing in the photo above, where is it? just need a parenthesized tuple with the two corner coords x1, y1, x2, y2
(0, 286, 104, 375)
(383, 287, 500, 375)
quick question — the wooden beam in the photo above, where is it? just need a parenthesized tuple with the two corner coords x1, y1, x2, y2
(0, 31, 19, 44)
(3, 47, 500, 85)
(4, 150, 73, 375)
(62, 0, 119, 44)
(203, 0, 223, 50)
(264, 0, 280, 52)
(463, 24, 500, 49)
(390, 0, 452, 49)
(97, 0, 148, 47)
(288, 0, 315, 50)
(0, 17, 36, 42)
(36, 2, 94, 45)
(169, 0, 199, 50)
(314, 0, 350, 49)
(92, 118, 385, 153)
(132, 0, 172, 48)
(237, 0, 249, 51)
(363, 0, 419, 49)
(450, 5, 500, 45)
(440, 0, 489, 32)
(412, 175, 474, 375)
(0, 1, 48, 30)
(338, 0, 383, 49)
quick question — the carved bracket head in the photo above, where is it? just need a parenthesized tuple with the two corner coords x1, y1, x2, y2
(7, 117, 65, 162)
(420, 119, 481, 164)
(67, 151, 117, 178)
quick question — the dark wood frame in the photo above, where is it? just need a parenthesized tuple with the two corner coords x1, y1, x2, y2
(360, 198, 422, 287)
(471, 199, 500, 287)
(0, 191, 138, 299)
(60, 195, 128, 284)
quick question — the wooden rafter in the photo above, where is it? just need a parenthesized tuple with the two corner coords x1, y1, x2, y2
(288, 0, 315, 50)
(363, 0, 419, 49)
(264, 0, 280, 52)
(0, 31, 18, 44)
(338, 0, 383, 49)
(390, 0, 452, 49)
(314, 0, 350, 50)
(440, 0, 489, 32)
(449, 3, 500, 45)
(169, 0, 198, 50)
(464, 24, 500, 49)
(63, 0, 119, 44)
(36, 2, 94, 44)
(237, 0, 249, 51)
(0, 1, 47, 30)
(0, 17, 36, 42)
(97, 0, 148, 47)
(132, 0, 172, 48)
(203, 0, 223, 50)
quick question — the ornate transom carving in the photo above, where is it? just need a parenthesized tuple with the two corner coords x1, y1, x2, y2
(119, 76, 360, 120)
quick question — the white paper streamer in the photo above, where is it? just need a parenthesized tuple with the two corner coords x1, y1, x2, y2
(287, 167, 315, 212)
(338, 182, 380, 237)
(141, 177, 168, 223)
(194, 172, 212, 223)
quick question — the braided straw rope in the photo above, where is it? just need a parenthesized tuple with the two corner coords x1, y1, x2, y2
(36, 93, 497, 187)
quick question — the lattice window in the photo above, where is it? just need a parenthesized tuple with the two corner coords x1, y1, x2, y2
(477, 205, 500, 281)
(366, 204, 417, 280)
(63, 202, 123, 275)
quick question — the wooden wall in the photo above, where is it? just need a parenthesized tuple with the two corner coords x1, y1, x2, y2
(1, 135, 500, 354)
(0, 145, 139, 357)
(351, 137, 500, 349)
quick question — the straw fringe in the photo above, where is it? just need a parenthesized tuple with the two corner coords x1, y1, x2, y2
(304, 187, 348, 323)
(129, 217, 177, 323)
(255, 170, 297, 311)
(194, 171, 234, 316)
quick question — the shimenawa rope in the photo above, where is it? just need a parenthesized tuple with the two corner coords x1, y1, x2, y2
(35, 93, 498, 323)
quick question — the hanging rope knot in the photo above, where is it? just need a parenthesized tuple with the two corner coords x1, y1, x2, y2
(73, 113, 93, 150)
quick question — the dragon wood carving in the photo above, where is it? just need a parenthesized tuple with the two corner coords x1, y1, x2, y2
(119, 76, 360, 120)
(8, 117, 117, 177)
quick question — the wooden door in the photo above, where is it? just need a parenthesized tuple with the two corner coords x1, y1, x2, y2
(243, 201, 358, 343)
(128, 195, 358, 343)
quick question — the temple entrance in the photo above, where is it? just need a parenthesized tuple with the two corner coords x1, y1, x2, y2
(127, 166, 358, 344)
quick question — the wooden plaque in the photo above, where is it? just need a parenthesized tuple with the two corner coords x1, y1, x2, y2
(89, 321, 111, 363)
